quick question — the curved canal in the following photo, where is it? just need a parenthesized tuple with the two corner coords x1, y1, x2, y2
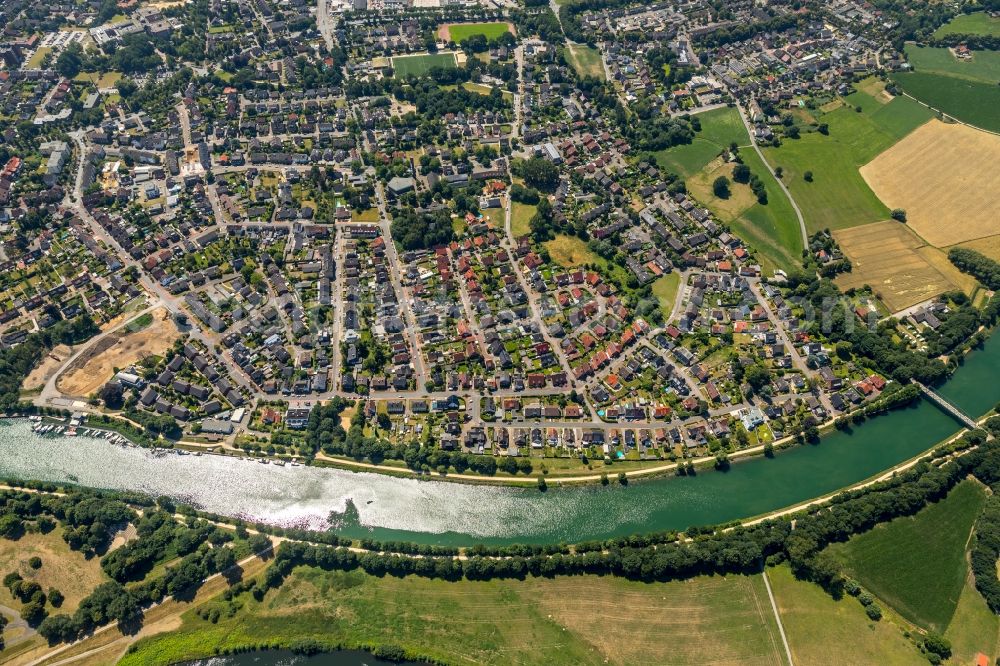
(1, 336, 998, 547)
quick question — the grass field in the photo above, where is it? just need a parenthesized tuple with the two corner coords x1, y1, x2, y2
(728, 149, 803, 273)
(762, 90, 933, 232)
(860, 120, 1000, 248)
(651, 271, 681, 318)
(892, 45, 1000, 133)
(121, 569, 787, 666)
(391, 52, 457, 77)
(904, 44, 1000, 83)
(893, 71, 1000, 134)
(652, 106, 748, 178)
(0, 529, 109, 614)
(545, 234, 602, 268)
(767, 564, 926, 666)
(26, 47, 53, 69)
(511, 201, 536, 237)
(945, 575, 1000, 666)
(833, 221, 964, 312)
(934, 11, 1000, 38)
(439, 22, 513, 43)
(827, 479, 987, 632)
(651, 107, 803, 272)
(565, 44, 605, 80)
(74, 71, 123, 89)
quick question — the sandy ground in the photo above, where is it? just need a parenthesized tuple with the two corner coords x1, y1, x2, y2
(23, 344, 72, 391)
(56, 309, 180, 397)
(860, 120, 1000, 248)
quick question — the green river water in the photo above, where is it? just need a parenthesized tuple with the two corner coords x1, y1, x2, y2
(1, 335, 998, 547)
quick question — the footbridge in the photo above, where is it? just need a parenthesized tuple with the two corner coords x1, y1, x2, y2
(912, 380, 981, 431)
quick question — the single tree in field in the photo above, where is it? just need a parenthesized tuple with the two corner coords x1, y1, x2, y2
(804, 170, 813, 182)
(732, 163, 751, 183)
(891, 208, 907, 222)
(713, 176, 731, 199)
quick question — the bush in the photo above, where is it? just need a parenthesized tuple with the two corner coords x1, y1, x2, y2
(28, 556, 42, 569)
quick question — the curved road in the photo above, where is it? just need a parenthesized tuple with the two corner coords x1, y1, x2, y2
(735, 104, 808, 250)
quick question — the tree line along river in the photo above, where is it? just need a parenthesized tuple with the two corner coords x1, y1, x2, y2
(1, 335, 999, 547)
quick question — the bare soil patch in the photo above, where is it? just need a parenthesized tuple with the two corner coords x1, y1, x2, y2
(57, 308, 180, 397)
(860, 120, 1000, 247)
(23, 344, 72, 391)
(834, 221, 961, 312)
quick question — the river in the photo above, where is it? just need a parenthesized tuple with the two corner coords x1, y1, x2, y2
(1, 336, 997, 547)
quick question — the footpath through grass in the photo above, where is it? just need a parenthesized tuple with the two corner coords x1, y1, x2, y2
(767, 563, 926, 666)
(762, 88, 932, 232)
(121, 570, 786, 666)
(650, 106, 803, 271)
(826, 478, 987, 632)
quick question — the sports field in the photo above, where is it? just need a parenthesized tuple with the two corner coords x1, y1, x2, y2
(892, 46, 1000, 133)
(391, 52, 458, 77)
(438, 22, 513, 43)
(860, 120, 1000, 248)
(933, 11, 1000, 38)
(122, 569, 788, 665)
(833, 221, 965, 312)
(827, 479, 987, 632)
(762, 87, 933, 232)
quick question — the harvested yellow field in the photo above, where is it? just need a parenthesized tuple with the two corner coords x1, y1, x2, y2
(57, 308, 180, 397)
(860, 120, 1000, 247)
(956, 233, 1000, 263)
(834, 221, 960, 312)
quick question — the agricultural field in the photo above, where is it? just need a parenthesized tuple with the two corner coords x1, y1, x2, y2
(564, 44, 605, 80)
(390, 52, 458, 77)
(438, 22, 513, 43)
(892, 46, 1000, 133)
(121, 569, 787, 666)
(933, 11, 1000, 38)
(766, 564, 926, 666)
(860, 120, 1000, 248)
(762, 88, 933, 232)
(826, 479, 987, 632)
(56, 308, 180, 397)
(833, 221, 966, 313)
